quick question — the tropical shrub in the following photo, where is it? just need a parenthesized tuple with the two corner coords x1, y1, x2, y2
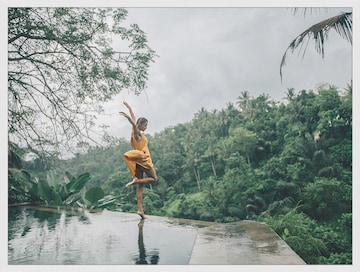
(261, 206, 327, 263)
(302, 178, 351, 220)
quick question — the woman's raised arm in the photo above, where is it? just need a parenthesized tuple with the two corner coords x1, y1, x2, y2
(119, 102, 141, 140)
(123, 101, 136, 124)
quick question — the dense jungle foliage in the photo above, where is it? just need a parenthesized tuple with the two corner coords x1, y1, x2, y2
(9, 84, 352, 264)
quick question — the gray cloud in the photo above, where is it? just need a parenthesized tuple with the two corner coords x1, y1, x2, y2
(98, 7, 352, 140)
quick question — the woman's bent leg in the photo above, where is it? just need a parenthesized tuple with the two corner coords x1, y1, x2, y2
(138, 168, 157, 184)
(126, 168, 157, 186)
(125, 164, 144, 187)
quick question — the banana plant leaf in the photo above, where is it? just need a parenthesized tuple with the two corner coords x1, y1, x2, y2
(37, 179, 62, 205)
(65, 172, 91, 194)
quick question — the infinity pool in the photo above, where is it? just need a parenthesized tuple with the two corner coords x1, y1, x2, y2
(8, 205, 306, 265)
(8, 206, 197, 265)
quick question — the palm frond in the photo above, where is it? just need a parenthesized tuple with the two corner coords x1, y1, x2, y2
(280, 12, 352, 81)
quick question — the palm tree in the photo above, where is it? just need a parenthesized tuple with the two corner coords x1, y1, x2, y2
(284, 87, 296, 102)
(280, 11, 352, 81)
(237, 91, 251, 112)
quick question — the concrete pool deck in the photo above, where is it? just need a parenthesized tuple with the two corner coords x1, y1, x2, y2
(169, 216, 305, 265)
(8, 207, 305, 265)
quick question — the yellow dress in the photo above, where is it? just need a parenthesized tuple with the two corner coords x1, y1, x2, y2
(123, 132, 154, 177)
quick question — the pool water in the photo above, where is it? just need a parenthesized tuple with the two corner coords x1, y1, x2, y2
(8, 206, 197, 265)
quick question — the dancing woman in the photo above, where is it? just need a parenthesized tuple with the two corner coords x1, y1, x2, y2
(119, 102, 157, 219)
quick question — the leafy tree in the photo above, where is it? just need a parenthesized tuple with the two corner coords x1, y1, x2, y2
(329, 139, 352, 168)
(314, 213, 352, 264)
(226, 126, 257, 164)
(302, 178, 351, 221)
(8, 7, 156, 156)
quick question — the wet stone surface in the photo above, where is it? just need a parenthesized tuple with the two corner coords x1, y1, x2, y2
(8, 206, 305, 265)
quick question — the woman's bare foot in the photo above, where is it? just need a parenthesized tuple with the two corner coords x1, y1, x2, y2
(126, 177, 138, 187)
(137, 211, 146, 219)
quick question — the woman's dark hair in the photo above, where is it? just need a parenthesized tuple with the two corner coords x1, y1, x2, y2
(137, 117, 148, 126)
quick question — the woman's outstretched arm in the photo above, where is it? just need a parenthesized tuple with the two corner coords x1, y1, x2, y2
(123, 101, 136, 124)
(119, 102, 141, 140)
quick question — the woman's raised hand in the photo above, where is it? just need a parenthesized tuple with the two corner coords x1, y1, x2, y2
(119, 111, 128, 118)
(123, 101, 130, 108)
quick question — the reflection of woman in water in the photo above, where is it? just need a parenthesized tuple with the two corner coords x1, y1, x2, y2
(136, 220, 148, 264)
(135, 219, 159, 265)
(119, 102, 158, 219)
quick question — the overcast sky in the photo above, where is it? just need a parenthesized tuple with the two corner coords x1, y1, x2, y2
(97, 6, 353, 141)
